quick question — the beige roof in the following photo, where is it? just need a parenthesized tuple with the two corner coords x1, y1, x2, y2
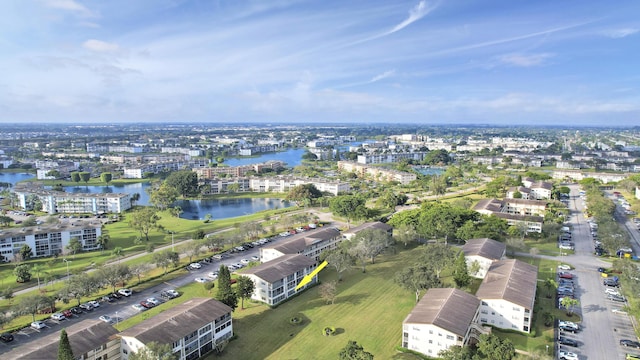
(342, 221, 392, 236)
(476, 259, 537, 309)
(463, 238, 506, 260)
(119, 298, 232, 344)
(241, 254, 316, 283)
(11, 319, 119, 360)
(403, 288, 479, 337)
(531, 181, 553, 190)
(503, 198, 548, 207)
(267, 227, 340, 254)
(473, 198, 502, 213)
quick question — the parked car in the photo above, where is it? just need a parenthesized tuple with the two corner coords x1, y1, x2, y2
(208, 271, 218, 279)
(559, 320, 579, 332)
(240, 259, 250, 264)
(0, 333, 14, 343)
(51, 313, 66, 321)
(621, 340, 640, 349)
(558, 272, 573, 279)
(62, 309, 73, 318)
(70, 307, 83, 315)
(609, 294, 626, 302)
(88, 300, 100, 308)
(146, 297, 161, 306)
(31, 321, 47, 330)
(559, 351, 579, 360)
(605, 288, 622, 296)
(626, 354, 640, 360)
(79, 303, 93, 311)
(558, 336, 579, 347)
(165, 289, 180, 298)
(251, 255, 260, 261)
(604, 278, 620, 287)
(557, 264, 571, 270)
(139, 300, 155, 309)
(98, 315, 113, 323)
(118, 288, 132, 297)
(194, 277, 208, 283)
(111, 292, 122, 299)
(102, 295, 115, 303)
(131, 304, 146, 312)
(189, 262, 202, 270)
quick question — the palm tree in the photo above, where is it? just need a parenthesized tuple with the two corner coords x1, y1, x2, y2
(543, 312, 555, 327)
(542, 278, 557, 298)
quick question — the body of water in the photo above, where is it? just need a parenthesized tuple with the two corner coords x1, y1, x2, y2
(223, 148, 305, 167)
(175, 198, 292, 220)
(0, 172, 35, 186)
(414, 167, 445, 176)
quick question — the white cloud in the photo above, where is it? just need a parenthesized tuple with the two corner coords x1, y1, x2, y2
(498, 53, 554, 67)
(387, 0, 435, 35)
(83, 39, 120, 53)
(369, 69, 396, 83)
(603, 28, 639, 38)
(42, 0, 95, 17)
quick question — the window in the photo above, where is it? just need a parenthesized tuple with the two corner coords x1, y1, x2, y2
(446, 335, 454, 340)
(428, 330, 433, 334)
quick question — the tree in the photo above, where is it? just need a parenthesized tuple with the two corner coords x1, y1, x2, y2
(165, 170, 199, 197)
(542, 278, 557, 298)
(129, 207, 160, 241)
(319, 280, 338, 304)
(97, 234, 110, 253)
(79, 171, 91, 186)
(418, 244, 456, 279)
(235, 276, 255, 309)
(99, 264, 131, 293)
(321, 247, 352, 281)
(339, 340, 374, 360)
(438, 346, 475, 360)
(61, 274, 100, 306)
(46, 169, 61, 179)
(14, 264, 32, 283)
(19, 244, 33, 261)
(429, 175, 447, 198)
(130, 263, 151, 285)
(395, 265, 441, 302)
(15, 294, 49, 322)
(66, 237, 83, 257)
(0, 215, 13, 227)
(329, 195, 368, 228)
(216, 265, 238, 310)
(57, 329, 75, 360)
(469, 260, 481, 277)
(71, 172, 81, 184)
(100, 172, 113, 185)
(476, 333, 516, 360)
(32, 264, 46, 289)
(393, 223, 418, 247)
(286, 184, 323, 207)
(129, 341, 178, 360)
(149, 183, 179, 210)
(153, 250, 178, 275)
(131, 192, 141, 206)
(181, 241, 202, 263)
(560, 297, 580, 316)
(348, 229, 391, 273)
(452, 252, 471, 288)
(169, 205, 183, 218)
(505, 237, 526, 256)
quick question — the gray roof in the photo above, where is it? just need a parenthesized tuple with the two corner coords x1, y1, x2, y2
(119, 298, 232, 344)
(473, 198, 503, 213)
(0, 219, 102, 237)
(476, 259, 537, 309)
(342, 221, 393, 236)
(463, 238, 506, 260)
(403, 288, 479, 337)
(11, 319, 119, 360)
(267, 227, 340, 254)
(531, 181, 553, 190)
(241, 254, 316, 283)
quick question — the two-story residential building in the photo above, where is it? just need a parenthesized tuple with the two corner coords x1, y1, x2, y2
(260, 227, 342, 262)
(476, 259, 537, 333)
(241, 253, 317, 306)
(11, 319, 120, 360)
(462, 238, 506, 279)
(0, 220, 102, 261)
(119, 298, 233, 360)
(402, 288, 480, 358)
(342, 221, 393, 240)
(473, 199, 545, 233)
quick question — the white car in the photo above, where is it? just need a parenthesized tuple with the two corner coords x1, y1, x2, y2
(165, 289, 180, 298)
(88, 300, 100, 308)
(208, 271, 218, 279)
(612, 308, 628, 315)
(98, 315, 113, 323)
(557, 264, 571, 270)
(132, 304, 146, 312)
(558, 350, 578, 360)
(51, 313, 66, 321)
(31, 321, 47, 330)
(240, 259, 250, 264)
(194, 277, 208, 283)
(189, 262, 202, 269)
(251, 255, 260, 261)
(605, 288, 621, 296)
(118, 288, 132, 297)
(234, 263, 244, 269)
(146, 297, 161, 306)
(558, 320, 579, 331)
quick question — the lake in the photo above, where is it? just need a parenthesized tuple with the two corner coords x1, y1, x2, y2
(59, 184, 291, 220)
(0, 172, 35, 186)
(414, 166, 445, 176)
(223, 148, 305, 167)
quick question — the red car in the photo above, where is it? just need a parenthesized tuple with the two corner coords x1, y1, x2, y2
(558, 272, 573, 279)
(62, 309, 73, 318)
(140, 300, 155, 309)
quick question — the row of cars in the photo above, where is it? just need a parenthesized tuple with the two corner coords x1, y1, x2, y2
(132, 290, 181, 311)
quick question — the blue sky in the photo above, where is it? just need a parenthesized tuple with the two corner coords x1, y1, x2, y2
(1, 0, 639, 126)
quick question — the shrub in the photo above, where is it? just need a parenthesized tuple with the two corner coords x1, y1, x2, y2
(323, 326, 336, 336)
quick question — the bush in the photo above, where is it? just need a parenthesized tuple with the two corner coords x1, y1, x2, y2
(322, 326, 336, 336)
(289, 316, 303, 325)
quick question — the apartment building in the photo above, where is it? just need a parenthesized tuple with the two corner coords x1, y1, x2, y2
(402, 288, 480, 358)
(0, 220, 102, 261)
(193, 161, 285, 179)
(241, 253, 318, 306)
(476, 259, 537, 333)
(462, 238, 506, 279)
(11, 319, 120, 360)
(473, 198, 544, 233)
(14, 183, 131, 214)
(337, 161, 417, 184)
(119, 298, 233, 360)
(248, 176, 350, 195)
(260, 227, 342, 262)
(356, 152, 427, 165)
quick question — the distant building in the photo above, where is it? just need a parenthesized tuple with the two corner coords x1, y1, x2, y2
(402, 288, 481, 357)
(11, 319, 120, 360)
(14, 183, 131, 214)
(248, 176, 350, 195)
(337, 161, 417, 184)
(473, 198, 544, 233)
(476, 259, 537, 333)
(119, 298, 233, 360)
(462, 238, 506, 279)
(241, 254, 318, 306)
(0, 219, 102, 261)
(342, 221, 393, 240)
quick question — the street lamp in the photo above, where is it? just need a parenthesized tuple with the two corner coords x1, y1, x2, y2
(115, 311, 119, 326)
(63, 259, 71, 278)
(170, 231, 175, 251)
